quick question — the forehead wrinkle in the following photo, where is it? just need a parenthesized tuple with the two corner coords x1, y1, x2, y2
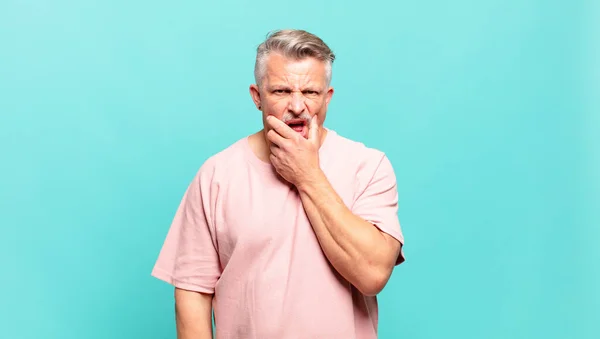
(264, 56, 326, 90)
(284, 74, 317, 90)
(266, 74, 319, 91)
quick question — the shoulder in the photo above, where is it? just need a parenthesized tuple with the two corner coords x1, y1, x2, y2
(195, 136, 251, 184)
(326, 129, 392, 174)
(325, 129, 398, 200)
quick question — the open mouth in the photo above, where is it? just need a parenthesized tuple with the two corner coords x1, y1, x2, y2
(285, 119, 308, 135)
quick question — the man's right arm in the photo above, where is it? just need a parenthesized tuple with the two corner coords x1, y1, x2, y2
(175, 288, 214, 339)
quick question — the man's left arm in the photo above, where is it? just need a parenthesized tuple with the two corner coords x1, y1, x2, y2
(266, 115, 403, 295)
(296, 158, 403, 296)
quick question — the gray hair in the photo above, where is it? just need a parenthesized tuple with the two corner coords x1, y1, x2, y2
(254, 29, 335, 87)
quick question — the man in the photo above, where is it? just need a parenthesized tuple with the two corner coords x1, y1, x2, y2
(151, 29, 405, 339)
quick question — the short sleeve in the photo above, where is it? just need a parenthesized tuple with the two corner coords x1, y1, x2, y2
(151, 167, 221, 293)
(352, 154, 405, 265)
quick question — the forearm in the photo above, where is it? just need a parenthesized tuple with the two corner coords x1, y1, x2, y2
(174, 288, 214, 339)
(297, 171, 399, 296)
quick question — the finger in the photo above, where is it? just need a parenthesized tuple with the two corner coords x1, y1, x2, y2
(266, 129, 286, 147)
(266, 116, 296, 139)
(270, 144, 283, 158)
(308, 114, 319, 143)
(269, 153, 278, 165)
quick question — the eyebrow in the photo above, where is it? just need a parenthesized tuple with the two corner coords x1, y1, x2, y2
(269, 85, 291, 90)
(268, 85, 321, 92)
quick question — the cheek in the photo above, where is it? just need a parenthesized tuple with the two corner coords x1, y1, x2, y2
(307, 98, 327, 111)
(264, 100, 287, 118)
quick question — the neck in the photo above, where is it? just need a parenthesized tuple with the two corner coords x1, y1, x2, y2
(248, 128, 328, 163)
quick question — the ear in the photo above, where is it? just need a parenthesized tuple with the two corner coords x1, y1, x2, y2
(249, 84, 262, 110)
(325, 86, 334, 106)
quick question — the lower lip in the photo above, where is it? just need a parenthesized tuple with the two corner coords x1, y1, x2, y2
(290, 125, 307, 138)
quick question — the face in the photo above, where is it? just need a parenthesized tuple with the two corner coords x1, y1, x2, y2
(250, 53, 334, 141)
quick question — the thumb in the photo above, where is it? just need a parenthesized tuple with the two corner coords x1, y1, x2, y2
(309, 114, 319, 143)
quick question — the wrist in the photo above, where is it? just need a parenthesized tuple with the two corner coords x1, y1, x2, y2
(296, 168, 327, 194)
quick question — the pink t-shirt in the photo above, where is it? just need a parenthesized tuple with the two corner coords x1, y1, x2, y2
(152, 129, 405, 339)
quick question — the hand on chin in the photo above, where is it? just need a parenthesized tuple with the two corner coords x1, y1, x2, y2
(265, 114, 321, 187)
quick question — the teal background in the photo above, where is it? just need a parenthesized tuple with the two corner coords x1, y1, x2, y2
(1, 0, 598, 338)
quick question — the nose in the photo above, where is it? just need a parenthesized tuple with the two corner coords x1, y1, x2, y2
(287, 92, 306, 115)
